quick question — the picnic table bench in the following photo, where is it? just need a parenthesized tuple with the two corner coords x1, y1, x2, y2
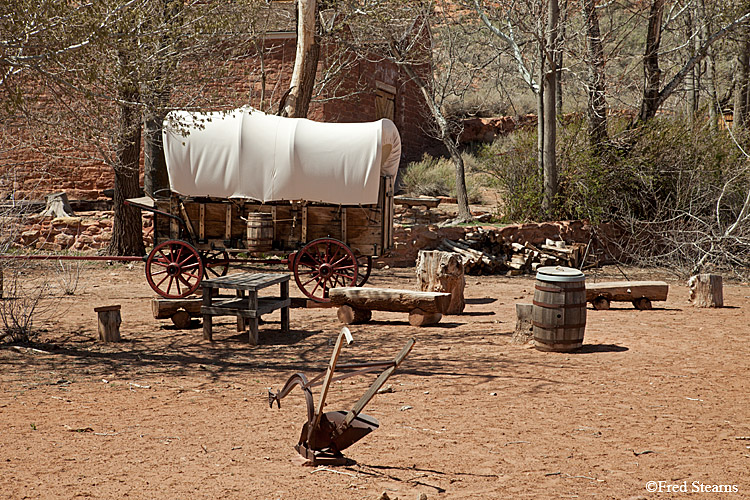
(586, 280, 669, 310)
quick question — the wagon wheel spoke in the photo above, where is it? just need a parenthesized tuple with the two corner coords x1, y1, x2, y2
(182, 270, 202, 281)
(326, 244, 341, 263)
(300, 273, 322, 289)
(177, 273, 194, 290)
(202, 250, 230, 278)
(301, 276, 323, 296)
(330, 254, 353, 268)
(156, 273, 170, 288)
(355, 255, 372, 287)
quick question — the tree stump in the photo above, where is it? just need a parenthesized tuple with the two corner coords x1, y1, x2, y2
(40, 192, 75, 218)
(415, 250, 464, 314)
(512, 303, 534, 344)
(94, 305, 121, 342)
(688, 274, 723, 308)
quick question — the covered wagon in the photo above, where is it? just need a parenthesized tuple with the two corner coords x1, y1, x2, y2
(128, 106, 400, 301)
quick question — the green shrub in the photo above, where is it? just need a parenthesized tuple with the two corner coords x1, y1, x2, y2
(475, 128, 542, 221)
(400, 153, 483, 203)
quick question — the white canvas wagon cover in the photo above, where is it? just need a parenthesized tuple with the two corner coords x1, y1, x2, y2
(162, 107, 401, 205)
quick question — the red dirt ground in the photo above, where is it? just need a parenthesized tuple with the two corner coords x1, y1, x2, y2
(1, 262, 749, 499)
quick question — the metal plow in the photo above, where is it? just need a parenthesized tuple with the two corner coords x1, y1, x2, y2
(268, 328, 415, 465)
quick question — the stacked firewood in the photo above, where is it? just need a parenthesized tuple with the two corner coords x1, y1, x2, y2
(437, 228, 590, 275)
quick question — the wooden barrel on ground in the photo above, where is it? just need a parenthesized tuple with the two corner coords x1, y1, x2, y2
(532, 266, 586, 352)
(246, 212, 273, 252)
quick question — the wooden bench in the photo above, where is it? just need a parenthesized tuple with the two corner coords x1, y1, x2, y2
(329, 287, 451, 326)
(586, 281, 669, 310)
(152, 297, 203, 329)
(393, 196, 442, 209)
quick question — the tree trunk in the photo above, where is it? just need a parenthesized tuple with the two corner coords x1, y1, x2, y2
(283, 0, 319, 118)
(448, 140, 472, 221)
(632, 2, 750, 129)
(734, 27, 750, 129)
(684, 8, 699, 122)
(537, 41, 545, 194)
(109, 77, 145, 257)
(699, 0, 718, 131)
(542, 0, 559, 215)
(637, 0, 665, 126)
(583, 0, 608, 149)
(555, 0, 567, 117)
(144, 109, 169, 198)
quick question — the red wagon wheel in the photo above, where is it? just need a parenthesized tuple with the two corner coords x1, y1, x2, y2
(146, 240, 204, 298)
(201, 249, 230, 278)
(355, 255, 373, 287)
(293, 238, 358, 302)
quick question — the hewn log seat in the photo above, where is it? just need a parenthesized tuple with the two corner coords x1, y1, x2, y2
(329, 287, 451, 326)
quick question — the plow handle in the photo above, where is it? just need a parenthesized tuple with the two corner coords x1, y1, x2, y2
(339, 338, 415, 431)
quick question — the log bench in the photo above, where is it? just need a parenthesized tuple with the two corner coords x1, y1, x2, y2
(586, 281, 669, 310)
(329, 287, 452, 326)
(393, 196, 442, 209)
(152, 297, 203, 328)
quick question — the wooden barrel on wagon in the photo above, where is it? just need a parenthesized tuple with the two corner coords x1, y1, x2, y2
(246, 212, 273, 252)
(532, 266, 587, 352)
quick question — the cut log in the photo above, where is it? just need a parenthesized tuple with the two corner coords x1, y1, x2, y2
(688, 274, 723, 308)
(337, 305, 372, 325)
(408, 308, 442, 326)
(512, 303, 533, 344)
(329, 287, 451, 314)
(632, 297, 652, 310)
(94, 305, 121, 342)
(415, 250, 465, 314)
(586, 281, 669, 304)
(152, 297, 202, 319)
(40, 192, 75, 217)
(591, 296, 610, 310)
(171, 310, 192, 329)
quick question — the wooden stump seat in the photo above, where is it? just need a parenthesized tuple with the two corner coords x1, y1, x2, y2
(94, 305, 121, 342)
(329, 287, 451, 326)
(688, 274, 723, 308)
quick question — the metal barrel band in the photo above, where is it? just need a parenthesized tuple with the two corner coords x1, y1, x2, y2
(535, 284, 585, 293)
(534, 337, 584, 345)
(532, 321, 587, 330)
(532, 300, 587, 309)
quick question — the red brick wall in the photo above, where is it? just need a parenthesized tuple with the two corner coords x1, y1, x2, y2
(0, 36, 432, 202)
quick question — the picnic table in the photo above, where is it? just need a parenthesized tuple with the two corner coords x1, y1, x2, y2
(201, 272, 290, 344)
